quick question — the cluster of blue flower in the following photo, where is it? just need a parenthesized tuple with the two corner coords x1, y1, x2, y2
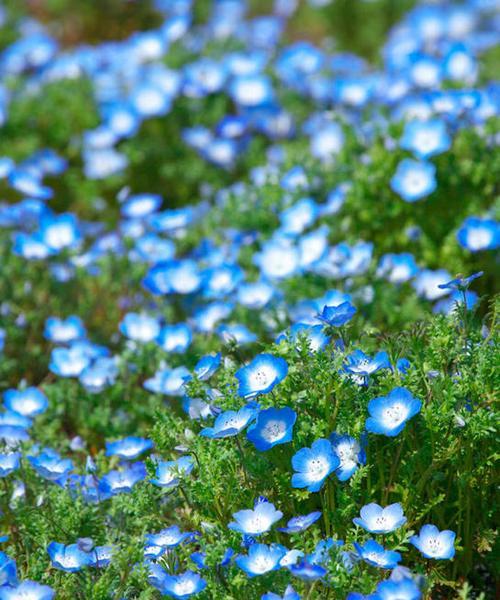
(0, 0, 497, 598)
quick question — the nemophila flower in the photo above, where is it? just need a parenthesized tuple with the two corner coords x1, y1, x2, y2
(47, 542, 93, 572)
(28, 449, 73, 484)
(289, 560, 327, 581)
(366, 387, 422, 437)
(330, 433, 366, 481)
(0, 425, 29, 445)
(182, 396, 217, 420)
(90, 545, 113, 568)
(39, 213, 82, 252)
(230, 74, 274, 107)
(236, 543, 286, 577)
(375, 578, 422, 600)
(235, 354, 288, 398)
(49, 346, 91, 378)
(279, 547, 304, 567)
(150, 455, 193, 488)
(400, 119, 451, 159)
(0, 581, 55, 600)
(291, 439, 340, 492)
(158, 570, 207, 599)
(156, 323, 192, 353)
(456, 217, 499, 252)
(3, 387, 47, 417)
(105, 437, 153, 460)
(144, 366, 191, 396)
(246, 407, 296, 451)
(0, 452, 21, 477)
(316, 301, 356, 327)
(278, 511, 321, 534)
(217, 323, 257, 345)
(310, 122, 345, 162)
(143, 259, 201, 295)
(343, 350, 391, 385)
(193, 353, 221, 381)
(354, 539, 401, 569)
(413, 269, 452, 301)
(390, 159, 436, 202)
(236, 281, 274, 309)
(280, 197, 319, 236)
(8, 169, 53, 199)
(284, 324, 330, 353)
(229, 499, 283, 536)
(120, 193, 161, 219)
(193, 301, 232, 331)
(253, 238, 300, 280)
(353, 503, 407, 534)
(146, 525, 194, 549)
(377, 253, 419, 284)
(44, 316, 86, 344)
(200, 405, 258, 439)
(98, 462, 147, 497)
(262, 585, 300, 600)
(0, 551, 17, 586)
(80, 356, 118, 393)
(438, 271, 483, 292)
(119, 313, 160, 343)
(410, 524, 455, 559)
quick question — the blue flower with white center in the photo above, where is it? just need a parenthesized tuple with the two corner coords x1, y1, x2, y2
(0, 581, 55, 600)
(299, 226, 329, 269)
(105, 437, 153, 460)
(400, 119, 451, 159)
(217, 323, 257, 345)
(193, 353, 221, 381)
(289, 560, 326, 581)
(457, 217, 500, 252)
(146, 525, 194, 549)
(143, 259, 201, 295)
(158, 570, 207, 599)
(353, 503, 407, 534)
(12, 232, 54, 260)
(150, 455, 193, 488)
(3, 387, 47, 417)
(246, 407, 296, 451)
(236, 543, 286, 577)
(98, 462, 146, 497)
(0, 425, 29, 445)
(200, 405, 258, 438)
(229, 74, 274, 107)
(433, 290, 478, 315)
(390, 159, 436, 202)
(47, 542, 93, 572)
(49, 346, 91, 378)
(375, 578, 422, 600)
(366, 387, 421, 437)
(310, 122, 345, 162)
(202, 264, 243, 298)
(193, 302, 233, 332)
(377, 253, 419, 284)
(254, 238, 300, 280)
(437, 271, 483, 292)
(28, 449, 73, 484)
(235, 354, 288, 399)
(182, 396, 216, 420)
(8, 169, 53, 200)
(354, 539, 401, 569)
(291, 439, 339, 493)
(278, 511, 321, 534)
(0, 551, 16, 586)
(410, 524, 455, 559)
(80, 357, 118, 393)
(280, 198, 319, 236)
(44, 316, 86, 344)
(119, 313, 160, 343)
(156, 323, 192, 353)
(413, 269, 452, 301)
(0, 452, 21, 477)
(285, 324, 330, 353)
(236, 281, 274, 309)
(316, 301, 356, 327)
(343, 350, 391, 385)
(90, 546, 113, 568)
(39, 213, 82, 252)
(262, 585, 300, 600)
(229, 499, 283, 536)
(279, 548, 304, 567)
(120, 193, 162, 219)
(144, 366, 191, 396)
(330, 433, 366, 481)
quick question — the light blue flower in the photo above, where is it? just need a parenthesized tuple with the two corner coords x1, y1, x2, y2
(353, 503, 406, 534)
(200, 405, 258, 439)
(105, 437, 153, 460)
(236, 543, 286, 577)
(330, 433, 366, 481)
(291, 439, 339, 492)
(247, 407, 296, 451)
(375, 578, 422, 600)
(229, 499, 283, 536)
(316, 301, 356, 327)
(157, 570, 207, 599)
(278, 511, 321, 534)
(3, 387, 47, 417)
(354, 539, 401, 569)
(146, 525, 194, 549)
(456, 217, 500, 252)
(47, 542, 93, 572)
(193, 353, 221, 381)
(150, 456, 194, 488)
(119, 313, 160, 343)
(0, 581, 54, 600)
(343, 350, 391, 385)
(366, 387, 421, 437)
(400, 119, 451, 159)
(390, 159, 436, 202)
(0, 453, 21, 477)
(98, 462, 147, 496)
(410, 524, 455, 559)
(156, 323, 192, 353)
(235, 354, 288, 399)
(44, 316, 86, 344)
(289, 560, 326, 581)
(28, 449, 73, 484)
(262, 585, 301, 600)
(0, 551, 17, 586)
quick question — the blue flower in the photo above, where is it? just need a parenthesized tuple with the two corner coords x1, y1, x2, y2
(144, 366, 191, 396)
(44, 316, 86, 343)
(247, 407, 296, 451)
(90, 546, 113, 568)
(150, 455, 193, 488)
(39, 213, 82, 252)
(200, 405, 257, 439)
(316, 301, 357, 327)
(410, 524, 455, 559)
(49, 346, 91, 378)
(0, 551, 17, 586)
(377, 253, 419, 284)
(437, 271, 483, 291)
(289, 560, 327, 581)
(146, 525, 194, 549)
(291, 439, 340, 492)
(262, 585, 300, 600)
(354, 539, 401, 569)
(47, 542, 93, 572)
(330, 433, 366, 481)
(120, 193, 161, 219)
(413, 269, 452, 301)
(0, 453, 21, 477)
(390, 159, 436, 202)
(400, 119, 451, 159)
(105, 437, 153, 460)
(98, 462, 146, 497)
(229, 499, 283, 536)
(343, 350, 391, 385)
(236, 543, 286, 577)
(193, 353, 221, 380)
(456, 217, 499, 252)
(353, 503, 407, 534)
(375, 578, 422, 600)
(3, 387, 47, 418)
(28, 449, 73, 485)
(158, 569, 207, 599)
(0, 581, 55, 600)
(119, 313, 160, 343)
(156, 323, 192, 353)
(366, 387, 422, 437)
(235, 354, 288, 398)
(278, 511, 321, 534)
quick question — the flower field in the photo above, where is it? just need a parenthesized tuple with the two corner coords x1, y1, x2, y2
(0, 0, 498, 598)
